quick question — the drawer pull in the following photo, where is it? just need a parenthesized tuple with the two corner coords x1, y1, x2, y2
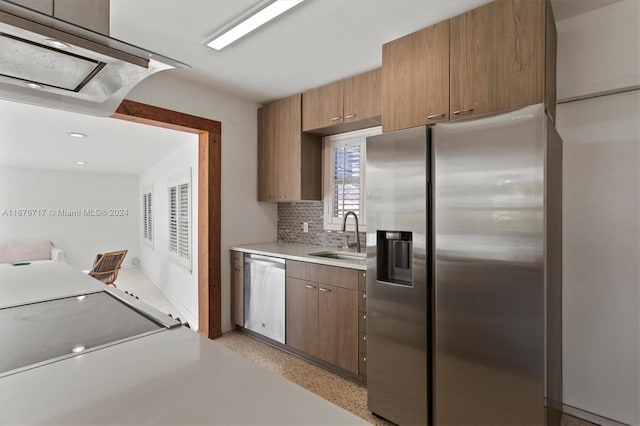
(305, 284, 316, 289)
(319, 287, 331, 292)
(280, 195, 287, 199)
(427, 113, 446, 120)
(331, 116, 342, 121)
(453, 108, 474, 115)
(345, 114, 357, 119)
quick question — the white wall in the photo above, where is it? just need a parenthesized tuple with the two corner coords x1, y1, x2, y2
(556, 0, 640, 102)
(139, 141, 200, 329)
(556, 4, 640, 423)
(0, 167, 139, 270)
(127, 72, 278, 333)
(557, 90, 640, 425)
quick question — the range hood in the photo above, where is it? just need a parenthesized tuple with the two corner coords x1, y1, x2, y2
(0, 0, 189, 116)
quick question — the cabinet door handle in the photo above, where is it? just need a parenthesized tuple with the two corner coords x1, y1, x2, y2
(363, 335, 367, 341)
(319, 287, 331, 292)
(362, 293, 366, 299)
(330, 116, 342, 121)
(305, 284, 316, 289)
(363, 314, 366, 320)
(280, 195, 287, 199)
(427, 113, 446, 120)
(345, 114, 357, 119)
(362, 272, 366, 277)
(363, 356, 367, 362)
(453, 108, 474, 115)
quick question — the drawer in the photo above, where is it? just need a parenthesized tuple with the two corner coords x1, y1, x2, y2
(231, 251, 244, 269)
(359, 332, 367, 353)
(359, 352, 367, 376)
(358, 311, 366, 332)
(358, 291, 366, 312)
(358, 270, 366, 291)
(286, 260, 358, 290)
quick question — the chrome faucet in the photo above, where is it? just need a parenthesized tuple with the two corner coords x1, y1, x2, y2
(341, 211, 361, 253)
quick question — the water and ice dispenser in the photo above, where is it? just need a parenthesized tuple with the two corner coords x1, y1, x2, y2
(376, 231, 413, 286)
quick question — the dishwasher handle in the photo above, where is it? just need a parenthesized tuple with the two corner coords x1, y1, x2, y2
(244, 254, 285, 269)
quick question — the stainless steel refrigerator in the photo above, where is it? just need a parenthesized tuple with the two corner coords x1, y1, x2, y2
(366, 104, 562, 425)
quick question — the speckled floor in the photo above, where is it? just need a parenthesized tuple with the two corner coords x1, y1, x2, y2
(216, 331, 595, 426)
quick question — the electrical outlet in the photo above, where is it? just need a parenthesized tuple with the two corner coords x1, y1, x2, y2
(303, 222, 309, 233)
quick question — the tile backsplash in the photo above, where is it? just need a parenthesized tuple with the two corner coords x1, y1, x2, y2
(277, 202, 366, 250)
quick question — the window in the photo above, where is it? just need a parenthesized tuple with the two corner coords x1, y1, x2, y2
(142, 186, 153, 247)
(323, 127, 381, 231)
(168, 169, 192, 271)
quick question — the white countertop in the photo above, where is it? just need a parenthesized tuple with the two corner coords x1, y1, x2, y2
(231, 241, 366, 270)
(0, 263, 368, 425)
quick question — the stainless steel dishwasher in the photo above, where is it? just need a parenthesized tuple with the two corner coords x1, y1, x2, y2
(243, 254, 285, 343)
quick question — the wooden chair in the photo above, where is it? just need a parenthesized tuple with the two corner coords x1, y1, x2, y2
(88, 250, 128, 287)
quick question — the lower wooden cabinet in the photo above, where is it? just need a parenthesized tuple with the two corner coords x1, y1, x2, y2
(318, 284, 358, 373)
(230, 251, 244, 327)
(285, 261, 359, 375)
(286, 277, 319, 357)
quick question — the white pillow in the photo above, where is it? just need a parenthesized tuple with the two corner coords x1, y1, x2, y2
(0, 241, 54, 264)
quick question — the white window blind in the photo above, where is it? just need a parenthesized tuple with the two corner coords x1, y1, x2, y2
(168, 170, 191, 271)
(142, 187, 153, 246)
(323, 127, 381, 231)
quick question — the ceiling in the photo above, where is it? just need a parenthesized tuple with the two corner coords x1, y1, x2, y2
(0, 99, 195, 175)
(109, 0, 624, 104)
(0, 0, 624, 175)
(109, 0, 492, 103)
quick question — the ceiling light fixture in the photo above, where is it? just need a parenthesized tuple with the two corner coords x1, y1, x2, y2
(68, 132, 88, 138)
(75, 161, 87, 165)
(204, 0, 305, 51)
(71, 345, 86, 353)
(45, 38, 70, 50)
(24, 82, 44, 89)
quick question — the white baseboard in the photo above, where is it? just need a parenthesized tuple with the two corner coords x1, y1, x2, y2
(563, 404, 630, 426)
(137, 267, 198, 329)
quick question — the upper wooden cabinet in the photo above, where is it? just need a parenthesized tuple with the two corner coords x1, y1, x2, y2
(344, 69, 381, 125)
(382, 20, 450, 133)
(303, 69, 381, 135)
(257, 94, 322, 202)
(382, 0, 556, 131)
(450, 0, 554, 120)
(302, 80, 344, 131)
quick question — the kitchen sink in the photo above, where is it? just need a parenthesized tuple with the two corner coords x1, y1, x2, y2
(308, 251, 366, 261)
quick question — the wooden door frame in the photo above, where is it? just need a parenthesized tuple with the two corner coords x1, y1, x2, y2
(113, 99, 222, 339)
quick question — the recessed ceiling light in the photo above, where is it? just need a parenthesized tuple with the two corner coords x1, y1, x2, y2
(45, 38, 70, 50)
(68, 132, 88, 138)
(205, 0, 305, 51)
(75, 161, 87, 165)
(71, 345, 86, 353)
(24, 82, 44, 90)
